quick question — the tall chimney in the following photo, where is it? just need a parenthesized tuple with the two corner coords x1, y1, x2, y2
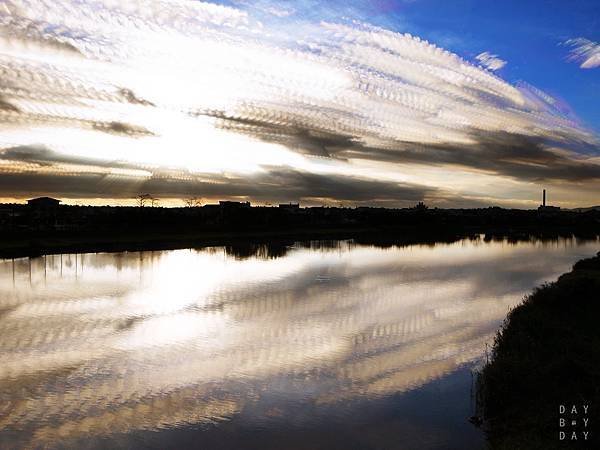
(543, 189, 546, 207)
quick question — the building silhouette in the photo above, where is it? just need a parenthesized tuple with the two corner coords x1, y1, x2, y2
(27, 197, 61, 208)
(538, 189, 560, 212)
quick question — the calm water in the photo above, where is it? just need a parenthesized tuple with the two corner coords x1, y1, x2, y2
(0, 236, 598, 450)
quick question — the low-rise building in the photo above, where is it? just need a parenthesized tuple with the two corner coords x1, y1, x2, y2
(27, 197, 61, 208)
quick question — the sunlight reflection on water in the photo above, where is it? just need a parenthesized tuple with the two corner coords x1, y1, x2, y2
(0, 236, 598, 449)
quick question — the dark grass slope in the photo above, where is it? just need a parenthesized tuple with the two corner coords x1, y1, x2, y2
(477, 251, 600, 449)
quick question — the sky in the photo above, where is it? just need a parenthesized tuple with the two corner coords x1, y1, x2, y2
(0, 0, 599, 208)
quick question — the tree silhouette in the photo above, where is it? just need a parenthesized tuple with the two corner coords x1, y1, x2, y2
(136, 194, 151, 207)
(184, 197, 201, 207)
(413, 201, 428, 211)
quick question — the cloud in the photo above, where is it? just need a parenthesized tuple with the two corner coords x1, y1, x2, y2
(565, 38, 600, 69)
(0, 144, 145, 170)
(0, 95, 19, 112)
(0, 145, 434, 205)
(0, 0, 598, 207)
(206, 111, 600, 184)
(336, 131, 600, 182)
(93, 121, 155, 137)
(475, 51, 507, 71)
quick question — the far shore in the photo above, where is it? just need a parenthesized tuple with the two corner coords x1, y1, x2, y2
(0, 227, 472, 259)
(1, 225, 599, 260)
(1, 202, 599, 258)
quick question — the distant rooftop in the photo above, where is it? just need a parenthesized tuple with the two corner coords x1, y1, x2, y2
(219, 201, 251, 208)
(27, 197, 61, 206)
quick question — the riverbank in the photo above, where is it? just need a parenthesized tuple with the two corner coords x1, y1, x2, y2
(477, 251, 600, 449)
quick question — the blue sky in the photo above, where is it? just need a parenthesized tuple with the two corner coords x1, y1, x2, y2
(399, 0, 600, 132)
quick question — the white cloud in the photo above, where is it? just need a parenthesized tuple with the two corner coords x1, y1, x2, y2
(263, 5, 295, 17)
(475, 51, 507, 71)
(565, 37, 600, 69)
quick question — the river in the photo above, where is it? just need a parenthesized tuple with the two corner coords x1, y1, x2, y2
(0, 235, 598, 449)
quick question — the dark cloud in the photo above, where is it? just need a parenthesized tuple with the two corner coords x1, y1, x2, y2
(119, 88, 155, 107)
(0, 95, 19, 113)
(0, 26, 84, 56)
(92, 121, 154, 136)
(0, 145, 433, 204)
(338, 131, 600, 183)
(232, 167, 433, 203)
(0, 106, 154, 136)
(209, 111, 600, 183)
(203, 110, 361, 158)
(0, 145, 140, 169)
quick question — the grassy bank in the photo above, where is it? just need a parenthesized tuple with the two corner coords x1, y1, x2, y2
(477, 251, 600, 449)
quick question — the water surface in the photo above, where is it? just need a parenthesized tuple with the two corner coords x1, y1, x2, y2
(0, 236, 598, 449)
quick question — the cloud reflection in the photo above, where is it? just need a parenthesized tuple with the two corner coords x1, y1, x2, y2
(0, 237, 598, 447)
